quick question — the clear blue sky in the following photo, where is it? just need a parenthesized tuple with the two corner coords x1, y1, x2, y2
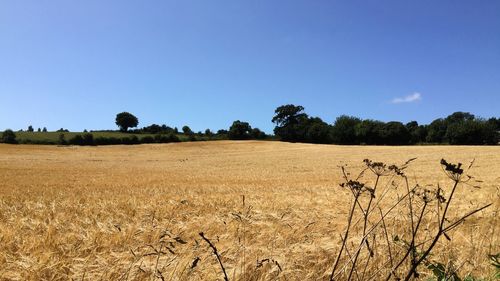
(1, 1, 499, 133)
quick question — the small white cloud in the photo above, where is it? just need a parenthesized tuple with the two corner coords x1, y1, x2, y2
(391, 92, 422, 104)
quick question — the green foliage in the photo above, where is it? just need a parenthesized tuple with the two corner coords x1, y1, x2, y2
(445, 119, 497, 145)
(331, 115, 361, 144)
(68, 134, 84, 145)
(250, 128, 267, 140)
(379, 121, 410, 145)
(426, 118, 447, 143)
(272, 105, 497, 145)
(154, 133, 180, 143)
(182, 125, 194, 135)
(228, 120, 252, 140)
(272, 104, 309, 141)
(355, 119, 384, 145)
(135, 124, 176, 134)
(115, 112, 139, 132)
(489, 253, 500, 279)
(58, 133, 66, 145)
(425, 261, 461, 281)
(121, 135, 139, 145)
(205, 129, 213, 138)
(1, 129, 17, 144)
(271, 104, 306, 128)
(305, 118, 331, 144)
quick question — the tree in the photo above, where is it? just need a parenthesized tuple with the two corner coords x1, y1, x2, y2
(426, 118, 447, 143)
(272, 104, 309, 142)
(305, 117, 331, 144)
(205, 129, 213, 138)
(115, 112, 139, 132)
(37, 128, 41, 132)
(272, 104, 306, 127)
(355, 120, 385, 145)
(445, 112, 475, 124)
(144, 124, 162, 134)
(182, 125, 193, 135)
(42, 127, 47, 132)
(487, 117, 500, 131)
(217, 129, 228, 135)
(379, 121, 410, 145)
(406, 121, 427, 144)
(331, 115, 362, 144)
(251, 128, 267, 140)
(228, 120, 252, 140)
(27, 125, 34, 132)
(1, 129, 17, 144)
(445, 119, 497, 145)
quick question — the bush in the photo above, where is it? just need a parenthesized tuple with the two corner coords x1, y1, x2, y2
(140, 136, 155, 143)
(154, 133, 180, 143)
(83, 133, 94, 145)
(121, 135, 139, 145)
(1, 129, 17, 144)
(94, 137, 122, 145)
(68, 135, 84, 145)
(58, 133, 67, 145)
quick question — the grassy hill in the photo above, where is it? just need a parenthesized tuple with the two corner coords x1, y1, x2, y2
(12, 131, 195, 144)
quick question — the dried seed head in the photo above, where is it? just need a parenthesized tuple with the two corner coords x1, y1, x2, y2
(364, 159, 391, 176)
(440, 159, 464, 181)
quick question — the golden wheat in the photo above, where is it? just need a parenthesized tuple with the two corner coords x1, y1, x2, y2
(0, 141, 498, 280)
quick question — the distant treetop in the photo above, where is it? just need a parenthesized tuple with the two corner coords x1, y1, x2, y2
(115, 112, 139, 132)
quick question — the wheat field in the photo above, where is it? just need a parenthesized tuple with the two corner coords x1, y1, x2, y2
(0, 141, 498, 280)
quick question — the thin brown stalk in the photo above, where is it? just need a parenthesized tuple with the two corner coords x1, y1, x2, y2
(330, 190, 360, 280)
(347, 175, 380, 281)
(199, 232, 229, 281)
(402, 178, 461, 281)
(379, 207, 394, 268)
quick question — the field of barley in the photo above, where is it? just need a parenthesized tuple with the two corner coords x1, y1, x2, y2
(0, 141, 498, 280)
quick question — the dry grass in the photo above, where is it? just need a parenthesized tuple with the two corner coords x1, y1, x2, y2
(0, 141, 498, 280)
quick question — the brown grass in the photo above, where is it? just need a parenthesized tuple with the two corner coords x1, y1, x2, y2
(0, 141, 498, 280)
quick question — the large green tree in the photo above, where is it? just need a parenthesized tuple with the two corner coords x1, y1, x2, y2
(115, 112, 139, 132)
(355, 120, 384, 145)
(379, 121, 410, 145)
(228, 120, 252, 140)
(1, 129, 17, 144)
(331, 115, 361, 144)
(272, 104, 309, 142)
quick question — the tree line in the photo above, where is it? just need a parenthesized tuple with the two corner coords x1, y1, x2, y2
(1, 107, 498, 145)
(272, 105, 499, 145)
